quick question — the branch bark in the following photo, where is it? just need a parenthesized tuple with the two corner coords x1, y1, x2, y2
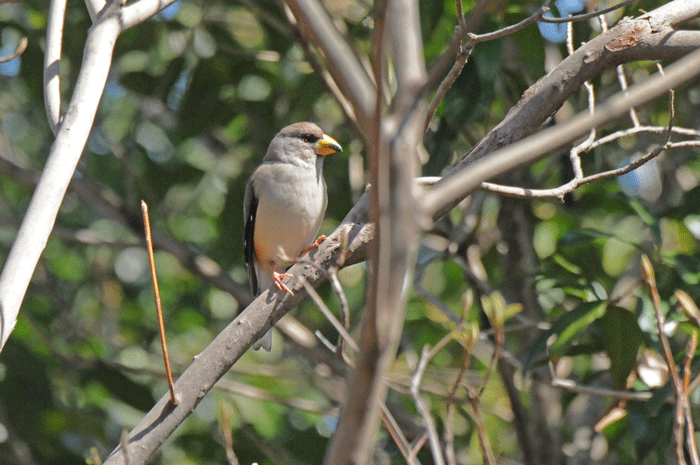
(422, 40, 700, 221)
(102, 220, 372, 465)
(0, 0, 182, 352)
(0, 0, 124, 351)
(44, 0, 67, 134)
(284, 0, 376, 130)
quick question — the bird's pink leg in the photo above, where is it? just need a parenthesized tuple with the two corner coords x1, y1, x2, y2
(271, 263, 294, 295)
(299, 235, 326, 256)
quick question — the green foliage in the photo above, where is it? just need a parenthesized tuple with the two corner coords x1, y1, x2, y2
(0, 0, 699, 464)
(600, 307, 643, 389)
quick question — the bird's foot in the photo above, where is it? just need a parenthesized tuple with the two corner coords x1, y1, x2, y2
(300, 235, 327, 256)
(273, 271, 294, 295)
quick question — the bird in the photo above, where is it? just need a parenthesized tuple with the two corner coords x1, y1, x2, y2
(244, 122, 342, 351)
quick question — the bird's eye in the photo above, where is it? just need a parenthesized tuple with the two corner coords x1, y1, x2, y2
(301, 134, 316, 143)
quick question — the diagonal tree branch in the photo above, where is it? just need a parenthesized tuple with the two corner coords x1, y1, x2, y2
(284, 0, 376, 129)
(102, 218, 373, 465)
(422, 43, 700, 220)
(422, 0, 700, 221)
(458, 5, 700, 168)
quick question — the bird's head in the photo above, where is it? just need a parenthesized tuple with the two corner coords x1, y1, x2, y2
(265, 122, 342, 164)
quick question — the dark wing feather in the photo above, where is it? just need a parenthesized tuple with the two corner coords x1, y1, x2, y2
(243, 177, 259, 295)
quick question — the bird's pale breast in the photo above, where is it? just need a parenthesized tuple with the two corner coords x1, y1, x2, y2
(253, 163, 327, 272)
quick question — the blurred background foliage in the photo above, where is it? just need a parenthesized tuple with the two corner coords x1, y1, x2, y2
(0, 0, 699, 463)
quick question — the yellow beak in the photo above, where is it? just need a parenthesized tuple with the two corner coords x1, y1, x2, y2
(316, 134, 343, 156)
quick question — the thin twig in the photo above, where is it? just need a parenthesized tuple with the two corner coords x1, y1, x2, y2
(444, 324, 476, 465)
(406, 329, 466, 464)
(466, 1, 551, 43)
(423, 0, 472, 134)
(409, 432, 429, 463)
(589, 125, 700, 150)
(299, 278, 359, 353)
(546, 377, 654, 401)
(218, 408, 240, 465)
(422, 26, 700, 220)
(478, 320, 502, 397)
(327, 268, 351, 356)
(410, 346, 447, 465)
(538, 0, 637, 23)
(380, 404, 422, 465)
(425, 0, 552, 127)
(216, 378, 335, 414)
(684, 331, 699, 465)
(676, 290, 700, 465)
(142, 201, 178, 406)
(467, 390, 497, 465)
(424, 45, 472, 134)
(0, 36, 27, 63)
(641, 255, 685, 465)
(44, 0, 66, 133)
(481, 84, 680, 200)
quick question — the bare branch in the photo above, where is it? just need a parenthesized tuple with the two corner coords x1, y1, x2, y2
(444, 325, 476, 465)
(599, 13, 642, 127)
(0, 0, 124, 351)
(102, 222, 372, 465)
(44, 0, 67, 134)
(466, 2, 550, 43)
(0, 36, 26, 63)
(427, 0, 550, 92)
(422, 42, 700, 220)
(300, 278, 359, 353)
(480, 88, 681, 200)
(426, 1, 700, 192)
(467, 392, 496, 465)
(538, 0, 637, 23)
(641, 256, 686, 465)
(323, 0, 427, 462)
(683, 331, 699, 465)
(410, 344, 449, 465)
(120, 0, 178, 31)
(84, 0, 105, 21)
(283, 0, 376, 128)
(424, 45, 472, 134)
(545, 377, 653, 401)
(379, 404, 422, 465)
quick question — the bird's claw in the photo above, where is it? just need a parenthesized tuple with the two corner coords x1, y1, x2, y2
(273, 271, 294, 295)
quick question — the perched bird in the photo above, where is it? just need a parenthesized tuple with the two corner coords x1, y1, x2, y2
(244, 122, 342, 351)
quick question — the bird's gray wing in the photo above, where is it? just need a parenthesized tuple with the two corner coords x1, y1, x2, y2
(243, 175, 259, 295)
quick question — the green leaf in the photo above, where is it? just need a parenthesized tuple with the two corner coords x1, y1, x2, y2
(523, 301, 608, 370)
(600, 307, 643, 389)
(663, 253, 700, 285)
(629, 199, 657, 226)
(549, 301, 608, 357)
(552, 253, 583, 275)
(558, 228, 612, 248)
